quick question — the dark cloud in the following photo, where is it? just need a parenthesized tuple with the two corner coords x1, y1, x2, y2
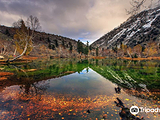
(2, 0, 154, 43)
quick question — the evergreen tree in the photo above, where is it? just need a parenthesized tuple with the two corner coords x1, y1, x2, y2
(69, 42, 72, 53)
(48, 44, 55, 50)
(48, 43, 52, 49)
(47, 37, 51, 43)
(84, 41, 89, 55)
(5, 29, 10, 36)
(77, 40, 80, 53)
(52, 45, 55, 50)
(77, 40, 84, 53)
(89, 45, 92, 51)
(54, 40, 58, 47)
(96, 47, 99, 56)
(62, 40, 65, 48)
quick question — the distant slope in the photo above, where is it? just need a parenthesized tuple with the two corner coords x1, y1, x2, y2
(0, 25, 78, 50)
(0, 25, 88, 58)
(91, 7, 160, 49)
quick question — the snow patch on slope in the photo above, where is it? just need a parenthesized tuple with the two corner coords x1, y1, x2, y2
(126, 29, 140, 39)
(108, 29, 126, 44)
(127, 19, 141, 32)
(143, 13, 160, 28)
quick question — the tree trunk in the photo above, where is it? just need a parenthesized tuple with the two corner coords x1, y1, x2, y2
(13, 46, 17, 56)
(127, 50, 132, 58)
(9, 41, 28, 62)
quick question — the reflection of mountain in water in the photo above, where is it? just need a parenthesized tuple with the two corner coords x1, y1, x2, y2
(45, 67, 116, 97)
(0, 59, 160, 101)
(0, 59, 160, 120)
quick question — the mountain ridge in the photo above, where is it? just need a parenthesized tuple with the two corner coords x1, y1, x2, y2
(91, 6, 160, 49)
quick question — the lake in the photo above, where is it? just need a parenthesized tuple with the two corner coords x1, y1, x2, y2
(0, 59, 160, 120)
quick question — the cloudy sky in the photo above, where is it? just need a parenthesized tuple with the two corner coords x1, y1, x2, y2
(0, 0, 157, 44)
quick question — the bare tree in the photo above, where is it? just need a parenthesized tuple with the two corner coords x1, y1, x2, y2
(12, 19, 23, 28)
(126, 0, 160, 15)
(126, 0, 146, 15)
(9, 15, 41, 62)
(26, 15, 41, 31)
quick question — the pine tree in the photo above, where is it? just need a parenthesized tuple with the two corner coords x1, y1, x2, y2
(62, 40, 65, 48)
(48, 43, 52, 49)
(5, 29, 10, 36)
(54, 40, 59, 47)
(69, 42, 72, 53)
(47, 37, 51, 43)
(89, 45, 92, 51)
(52, 45, 55, 50)
(77, 40, 84, 54)
(84, 41, 89, 55)
(96, 47, 99, 56)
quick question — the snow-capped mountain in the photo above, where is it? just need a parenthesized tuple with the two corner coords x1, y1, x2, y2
(91, 7, 160, 49)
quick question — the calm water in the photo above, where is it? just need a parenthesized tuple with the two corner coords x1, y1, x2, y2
(0, 59, 160, 120)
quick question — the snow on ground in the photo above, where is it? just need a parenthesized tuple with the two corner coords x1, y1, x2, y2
(143, 13, 160, 28)
(99, 40, 105, 47)
(126, 29, 141, 40)
(108, 29, 126, 44)
(126, 19, 141, 32)
(157, 9, 160, 12)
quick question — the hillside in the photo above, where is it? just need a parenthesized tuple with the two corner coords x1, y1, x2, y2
(0, 25, 78, 49)
(0, 25, 85, 58)
(1, 6, 160, 59)
(91, 7, 160, 49)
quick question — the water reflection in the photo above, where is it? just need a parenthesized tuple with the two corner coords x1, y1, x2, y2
(19, 81, 49, 101)
(0, 59, 160, 119)
(45, 68, 116, 97)
(0, 68, 119, 119)
(115, 86, 121, 94)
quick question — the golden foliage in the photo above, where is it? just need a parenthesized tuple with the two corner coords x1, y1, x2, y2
(143, 42, 158, 57)
(144, 47, 158, 57)
(133, 44, 142, 53)
(121, 44, 127, 50)
(127, 47, 132, 57)
(14, 20, 33, 55)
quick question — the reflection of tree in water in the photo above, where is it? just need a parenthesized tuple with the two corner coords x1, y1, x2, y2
(19, 81, 49, 101)
(86, 67, 89, 73)
(69, 61, 73, 71)
(10, 65, 48, 98)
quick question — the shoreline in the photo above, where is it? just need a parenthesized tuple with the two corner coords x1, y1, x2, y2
(1, 56, 160, 65)
(117, 57, 160, 61)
